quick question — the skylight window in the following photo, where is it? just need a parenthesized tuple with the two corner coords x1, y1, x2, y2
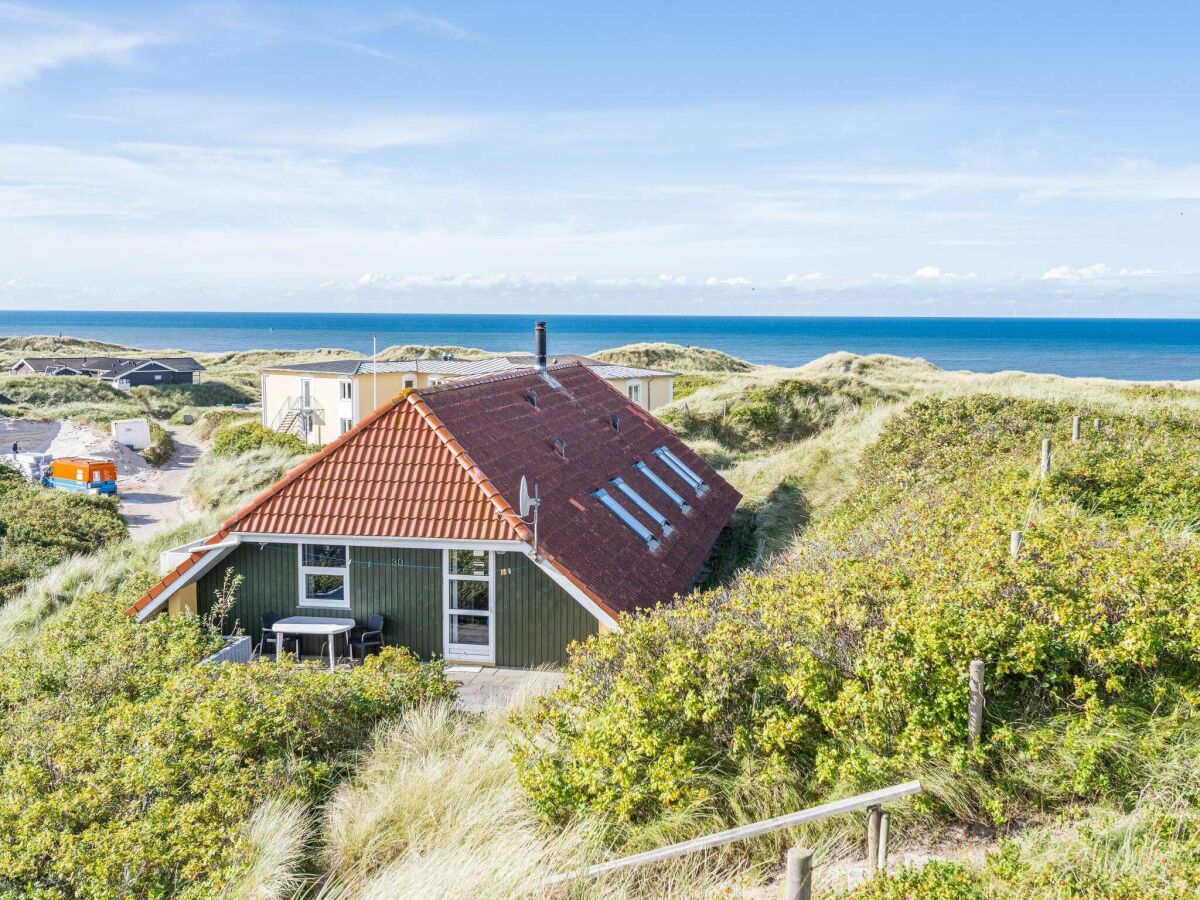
(611, 477, 673, 536)
(634, 461, 691, 513)
(653, 446, 708, 497)
(593, 488, 659, 551)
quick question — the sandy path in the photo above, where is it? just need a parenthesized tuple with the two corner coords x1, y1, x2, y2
(117, 425, 201, 541)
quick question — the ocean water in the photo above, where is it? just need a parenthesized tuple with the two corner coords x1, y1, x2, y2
(3, 310, 1198, 381)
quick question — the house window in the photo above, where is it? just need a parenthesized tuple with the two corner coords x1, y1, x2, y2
(403, 377, 416, 388)
(339, 379, 353, 400)
(298, 543, 349, 608)
(593, 488, 659, 551)
(653, 446, 708, 497)
(634, 460, 691, 513)
(339, 418, 353, 435)
(627, 382, 641, 405)
(611, 476, 673, 536)
(154, 374, 163, 381)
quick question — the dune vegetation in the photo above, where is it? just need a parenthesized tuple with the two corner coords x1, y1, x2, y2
(593, 341, 753, 373)
(1, 337, 1199, 897)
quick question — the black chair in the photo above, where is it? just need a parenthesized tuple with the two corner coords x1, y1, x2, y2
(259, 611, 300, 659)
(350, 614, 385, 661)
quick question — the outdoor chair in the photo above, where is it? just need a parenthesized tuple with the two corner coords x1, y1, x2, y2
(349, 614, 385, 661)
(258, 611, 300, 659)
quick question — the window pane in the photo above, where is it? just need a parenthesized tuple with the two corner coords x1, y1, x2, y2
(305, 573, 345, 602)
(449, 549, 489, 576)
(450, 614, 489, 645)
(450, 580, 489, 611)
(302, 544, 346, 568)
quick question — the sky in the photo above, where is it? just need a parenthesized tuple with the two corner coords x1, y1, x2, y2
(0, 1, 1198, 316)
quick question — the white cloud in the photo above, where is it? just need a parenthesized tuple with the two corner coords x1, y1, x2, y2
(913, 266, 943, 279)
(795, 166, 1200, 202)
(0, 3, 154, 90)
(1041, 264, 1164, 281)
(782, 272, 827, 285)
(1041, 263, 1112, 281)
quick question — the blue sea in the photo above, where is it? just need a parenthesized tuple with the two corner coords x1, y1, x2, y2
(3, 311, 1198, 381)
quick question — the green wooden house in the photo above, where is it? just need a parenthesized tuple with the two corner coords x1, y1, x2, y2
(130, 362, 740, 667)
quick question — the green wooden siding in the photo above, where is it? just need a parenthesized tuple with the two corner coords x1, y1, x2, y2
(351, 545, 443, 658)
(197, 543, 597, 667)
(197, 543, 442, 658)
(495, 552, 598, 667)
(198, 542, 297, 648)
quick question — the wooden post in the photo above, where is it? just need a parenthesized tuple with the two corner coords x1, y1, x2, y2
(877, 811, 890, 872)
(784, 847, 813, 900)
(1093, 417, 1101, 433)
(968, 659, 985, 746)
(1040, 438, 1051, 476)
(866, 805, 882, 874)
(1071, 416, 1080, 441)
(1009, 530, 1022, 559)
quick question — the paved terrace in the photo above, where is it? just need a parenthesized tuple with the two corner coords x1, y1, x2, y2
(446, 665, 565, 713)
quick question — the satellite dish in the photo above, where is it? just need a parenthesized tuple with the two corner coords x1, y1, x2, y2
(519, 476, 532, 517)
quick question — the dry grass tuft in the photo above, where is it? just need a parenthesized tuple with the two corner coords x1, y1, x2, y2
(223, 800, 312, 900)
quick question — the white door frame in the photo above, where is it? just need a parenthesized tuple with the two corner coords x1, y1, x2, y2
(442, 549, 496, 663)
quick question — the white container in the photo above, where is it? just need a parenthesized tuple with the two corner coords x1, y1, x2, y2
(111, 418, 152, 450)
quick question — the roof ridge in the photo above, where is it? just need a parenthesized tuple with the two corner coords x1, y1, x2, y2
(404, 392, 533, 543)
(416, 360, 585, 396)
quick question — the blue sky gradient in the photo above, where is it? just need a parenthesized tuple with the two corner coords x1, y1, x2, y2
(1, 2, 1198, 315)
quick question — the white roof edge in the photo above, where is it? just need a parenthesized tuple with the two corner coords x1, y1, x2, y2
(524, 547, 621, 632)
(136, 537, 241, 622)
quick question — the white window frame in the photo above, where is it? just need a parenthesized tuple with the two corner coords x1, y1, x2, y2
(297, 543, 351, 609)
(635, 460, 691, 513)
(403, 377, 416, 389)
(443, 549, 495, 663)
(627, 382, 642, 405)
(593, 488, 660, 551)
(611, 476, 673, 536)
(339, 417, 353, 435)
(300, 377, 313, 408)
(654, 446, 708, 497)
(338, 378, 354, 401)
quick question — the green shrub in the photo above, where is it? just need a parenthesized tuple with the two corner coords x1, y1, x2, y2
(211, 422, 308, 457)
(168, 406, 255, 438)
(0, 593, 454, 898)
(141, 420, 175, 467)
(514, 396, 1200, 831)
(843, 862, 985, 899)
(671, 374, 723, 401)
(0, 482, 127, 601)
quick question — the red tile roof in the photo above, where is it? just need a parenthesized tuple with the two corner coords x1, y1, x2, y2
(128, 364, 739, 621)
(224, 397, 528, 541)
(418, 364, 740, 616)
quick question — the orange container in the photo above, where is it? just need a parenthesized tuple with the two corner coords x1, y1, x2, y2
(48, 457, 117, 487)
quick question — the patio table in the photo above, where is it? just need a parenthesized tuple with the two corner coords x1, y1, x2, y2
(269, 616, 356, 671)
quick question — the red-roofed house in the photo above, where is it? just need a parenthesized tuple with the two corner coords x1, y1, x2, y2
(129, 360, 740, 667)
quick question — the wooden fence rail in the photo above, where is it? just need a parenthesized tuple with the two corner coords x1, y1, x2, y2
(544, 779, 923, 887)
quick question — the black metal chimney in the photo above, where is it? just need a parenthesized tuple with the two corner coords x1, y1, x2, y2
(535, 321, 547, 369)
